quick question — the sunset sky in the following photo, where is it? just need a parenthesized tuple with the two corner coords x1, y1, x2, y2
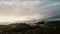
(0, 0, 60, 25)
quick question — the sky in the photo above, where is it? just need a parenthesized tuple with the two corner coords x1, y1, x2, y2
(0, 0, 60, 25)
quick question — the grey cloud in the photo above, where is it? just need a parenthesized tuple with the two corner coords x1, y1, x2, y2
(34, 1, 60, 19)
(48, 0, 60, 1)
(0, 0, 60, 20)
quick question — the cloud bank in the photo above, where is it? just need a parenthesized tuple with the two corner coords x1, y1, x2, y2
(0, 0, 60, 23)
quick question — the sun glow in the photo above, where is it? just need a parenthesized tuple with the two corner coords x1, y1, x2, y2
(0, 15, 43, 23)
(0, 16, 28, 22)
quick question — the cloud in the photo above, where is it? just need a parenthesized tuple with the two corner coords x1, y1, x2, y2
(0, 0, 60, 21)
(30, 1, 60, 20)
